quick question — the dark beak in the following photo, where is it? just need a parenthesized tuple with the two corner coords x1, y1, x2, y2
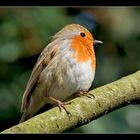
(94, 40, 103, 44)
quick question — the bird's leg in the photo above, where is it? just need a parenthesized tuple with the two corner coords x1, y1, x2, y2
(74, 89, 95, 99)
(48, 96, 71, 117)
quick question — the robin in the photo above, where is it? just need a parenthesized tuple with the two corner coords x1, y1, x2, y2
(20, 24, 102, 123)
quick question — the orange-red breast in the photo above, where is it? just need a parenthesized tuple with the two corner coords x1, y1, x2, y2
(20, 24, 102, 123)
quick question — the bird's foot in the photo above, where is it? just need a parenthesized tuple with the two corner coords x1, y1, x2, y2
(74, 89, 95, 99)
(48, 96, 71, 117)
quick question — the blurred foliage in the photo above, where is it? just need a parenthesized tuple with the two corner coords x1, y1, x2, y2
(0, 7, 140, 133)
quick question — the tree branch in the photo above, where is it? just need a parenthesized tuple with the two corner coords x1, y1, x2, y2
(1, 70, 140, 133)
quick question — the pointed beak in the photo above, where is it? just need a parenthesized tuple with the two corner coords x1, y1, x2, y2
(94, 40, 103, 44)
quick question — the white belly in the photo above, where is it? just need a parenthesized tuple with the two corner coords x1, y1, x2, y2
(48, 59, 95, 101)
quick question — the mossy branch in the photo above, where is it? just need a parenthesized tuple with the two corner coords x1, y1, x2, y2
(1, 70, 140, 133)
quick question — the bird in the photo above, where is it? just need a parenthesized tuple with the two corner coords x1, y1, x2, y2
(19, 23, 102, 123)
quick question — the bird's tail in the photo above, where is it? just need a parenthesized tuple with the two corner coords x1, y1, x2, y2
(19, 97, 46, 123)
(19, 109, 32, 123)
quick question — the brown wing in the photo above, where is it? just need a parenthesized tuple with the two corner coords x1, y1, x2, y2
(21, 41, 58, 112)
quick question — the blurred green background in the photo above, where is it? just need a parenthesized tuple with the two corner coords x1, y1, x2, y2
(0, 7, 140, 133)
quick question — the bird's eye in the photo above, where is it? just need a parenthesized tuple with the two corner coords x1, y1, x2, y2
(80, 32, 86, 37)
